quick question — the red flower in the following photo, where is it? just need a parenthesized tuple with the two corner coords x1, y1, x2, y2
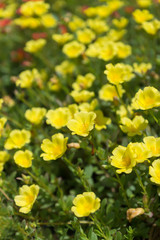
(0, 19, 11, 28)
(32, 32, 47, 40)
(59, 24, 67, 34)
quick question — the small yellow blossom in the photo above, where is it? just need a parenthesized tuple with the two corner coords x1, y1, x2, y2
(24, 39, 46, 53)
(70, 90, 95, 103)
(14, 150, 33, 168)
(46, 108, 71, 129)
(52, 33, 73, 45)
(20, 1, 49, 17)
(132, 87, 160, 110)
(107, 29, 126, 41)
(62, 41, 85, 58)
(67, 111, 96, 137)
(94, 110, 111, 130)
(14, 17, 41, 29)
(143, 136, 160, 157)
(41, 133, 68, 161)
(112, 17, 128, 28)
(0, 117, 7, 137)
(128, 142, 150, 163)
(98, 42, 117, 61)
(104, 63, 134, 85)
(25, 107, 46, 125)
(0, 99, 3, 109)
(142, 19, 160, 35)
(120, 115, 148, 136)
(76, 28, 96, 44)
(16, 69, 40, 88)
(71, 192, 100, 217)
(0, 3, 16, 18)
(111, 144, 137, 174)
(0, 151, 10, 164)
(79, 99, 98, 112)
(132, 9, 153, 24)
(149, 159, 160, 184)
(69, 16, 86, 31)
(5, 129, 31, 150)
(41, 14, 57, 28)
(133, 63, 152, 75)
(116, 42, 132, 59)
(116, 105, 133, 119)
(72, 73, 95, 91)
(55, 60, 75, 75)
(14, 184, 39, 214)
(99, 84, 125, 102)
(87, 18, 109, 34)
(137, 0, 152, 8)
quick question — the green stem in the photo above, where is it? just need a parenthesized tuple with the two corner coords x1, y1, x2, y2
(63, 157, 90, 191)
(134, 169, 149, 211)
(115, 85, 130, 117)
(26, 170, 57, 201)
(149, 110, 160, 126)
(90, 215, 108, 240)
(115, 171, 130, 208)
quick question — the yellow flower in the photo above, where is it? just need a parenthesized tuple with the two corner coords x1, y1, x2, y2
(5, 129, 31, 150)
(149, 159, 160, 184)
(41, 14, 57, 28)
(112, 17, 128, 28)
(62, 41, 85, 58)
(137, 0, 152, 8)
(69, 16, 86, 31)
(107, 29, 126, 41)
(85, 42, 101, 58)
(14, 150, 33, 168)
(41, 133, 68, 161)
(87, 18, 109, 34)
(116, 42, 132, 59)
(52, 33, 73, 45)
(120, 116, 148, 136)
(111, 144, 137, 174)
(143, 136, 160, 157)
(132, 87, 160, 110)
(55, 60, 75, 75)
(79, 99, 98, 112)
(94, 110, 111, 130)
(127, 208, 145, 222)
(98, 42, 117, 61)
(16, 69, 40, 88)
(84, 7, 97, 17)
(0, 117, 7, 137)
(72, 73, 95, 91)
(133, 63, 152, 75)
(46, 107, 71, 129)
(128, 142, 150, 163)
(20, 1, 49, 17)
(24, 39, 46, 53)
(142, 19, 160, 35)
(14, 184, 39, 214)
(0, 151, 10, 164)
(70, 90, 95, 103)
(0, 3, 16, 18)
(132, 9, 153, 24)
(104, 63, 134, 85)
(71, 192, 100, 217)
(67, 111, 96, 137)
(25, 107, 46, 125)
(76, 28, 95, 44)
(116, 105, 133, 119)
(0, 99, 3, 109)
(14, 17, 41, 29)
(99, 84, 125, 102)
